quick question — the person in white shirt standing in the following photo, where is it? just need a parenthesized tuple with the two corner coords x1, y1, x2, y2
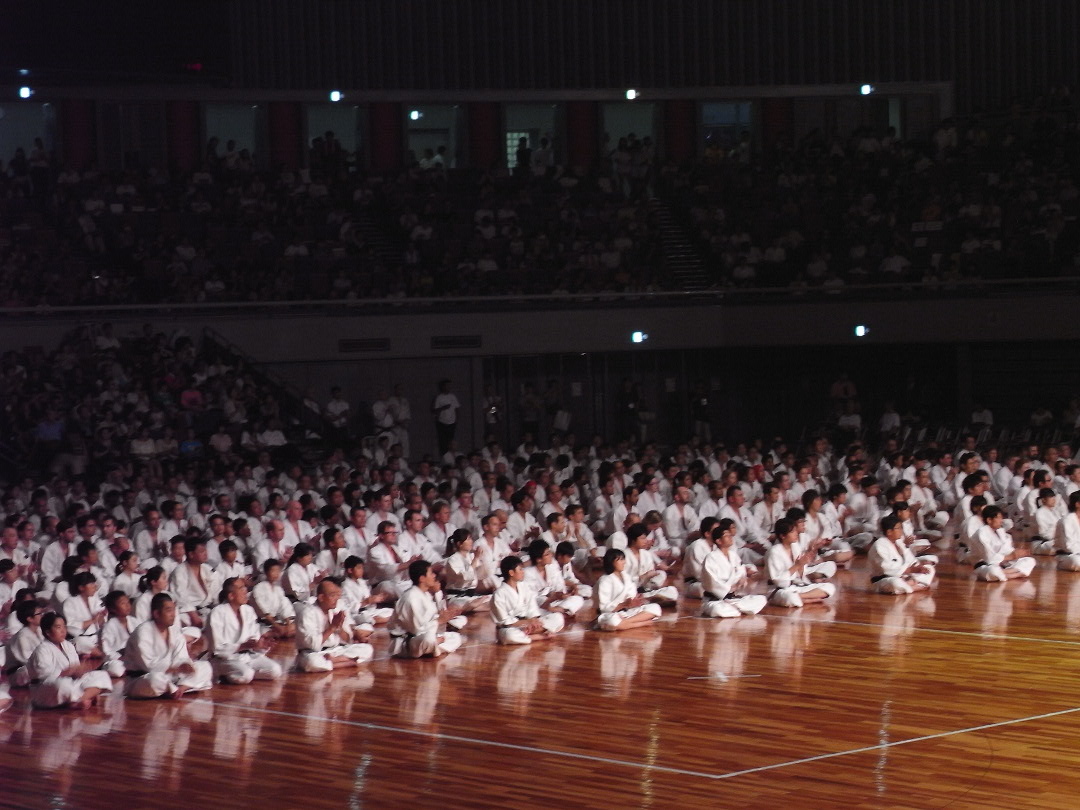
(431, 379, 460, 457)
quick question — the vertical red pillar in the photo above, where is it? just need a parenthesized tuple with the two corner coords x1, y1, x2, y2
(369, 102, 403, 171)
(59, 99, 96, 170)
(166, 100, 200, 172)
(663, 99, 696, 164)
(760, 98, 794, 151)
(467, 102, 501, 170)
(565, 101, 599, 171)
(268, 101, 303, 169)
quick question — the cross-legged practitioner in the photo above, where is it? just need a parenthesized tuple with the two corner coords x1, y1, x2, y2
(207, 577, 283, 684)
(868, 515, 935, 594)
(388, 560, 464, 657)
(492, 555, 566, 644)
(294, 579, 374, 671)
(765, 519, 836, 607)
(123, 593, 214, 699)
(593, 548, 663, 631)
(699, 521, 768, 618)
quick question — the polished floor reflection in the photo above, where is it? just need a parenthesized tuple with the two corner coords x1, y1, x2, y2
(5, 557, 1080, 809)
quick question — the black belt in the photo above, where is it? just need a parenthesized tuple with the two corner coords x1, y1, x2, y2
(974, 561, 988, 568)
(683, 576, 699, 584)
(446, 588, 478, 597)
(870, 574, 887, 583)
(1057, 550, 1070, 556)
(127, 670, 148, 678)
(29, 678, 42, 685)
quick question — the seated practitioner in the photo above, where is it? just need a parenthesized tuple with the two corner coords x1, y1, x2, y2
(523, 539, 587, 616)
(442, 530, 493, 614)
(100, 590, 138, 678)
(251, 559, 297, 638)
(207, 577, 283, 684)
(868, 515, 935, 594)
(1055, 492, 1080, 571)
(388, 560, 464, 658)
(554, 541, 593, 600)
(169, 538, 219, 630)
(283, 543, 322, 604)
(593, 548, 663, 631)
(295, 579, 374, 672)
(5, 599, 45, 687)
(61, 571, 107, 658)
(27, 613, 114, 709)
(621, 525, 679, 605)
(1030, 489, 1061, 555)
(765, 519, 836, 608)
(681, 516, 720, 599)
(699, 521, 768, 618)
(491, 555, 566, 645)
(123, 593, 214, 699)
(340, 556, 394, 625)
(968, 506, 1036, 581)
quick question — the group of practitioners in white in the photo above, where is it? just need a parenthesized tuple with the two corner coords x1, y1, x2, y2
(0, 430, 1073, 711)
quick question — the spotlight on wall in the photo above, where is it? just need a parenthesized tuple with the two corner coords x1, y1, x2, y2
(854, 325, 870, 338)
(625, 88, 639, 101)
(859, 84, 874, 96)
(18, 69, 30, 77)
(631, 331, 649, 344)
(409, 110, 423, 121)
(329, 90, 343, 102)
(18, 87, 32, 99)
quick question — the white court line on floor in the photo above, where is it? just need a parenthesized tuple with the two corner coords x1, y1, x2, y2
(710, 705, 1080, 780)
(762, 613, 1080, 648)
(195, 697, 1080, 783)
(193, 698, 727, 781)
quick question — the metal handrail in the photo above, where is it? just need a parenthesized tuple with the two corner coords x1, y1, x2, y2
(0, 275, 1077, 317)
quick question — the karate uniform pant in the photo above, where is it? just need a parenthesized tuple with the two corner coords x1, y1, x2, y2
(700, 594, 767, 618)
(127, 661, 214, 698)
(212, 653, 284, 684)
(1031, 537, 1056, 556)
(73, 635, 98, 656)
(848, 532, 875, 551)
(375, 579, 411, 600)
(497, 612, 565, 645)
(975, 557, 1036, 581)
(1058, 553, 1080, 571)
(31, 671, 113, 708)
(447, 594, 493, 612)
(640, 571, 668, 591)
(390, 630, 462, 658)
(872, 567, 935, 595)
(549, 594, 586, 614)
(353, 606, 394, 625)
(641, 585, 679, 604)
(739, 547, 765, 566)
(297, 643, 374, 672)
(768, 582, 837, 608)
(683, 580, 705, 599)
(805, 561, 837, 579)
(595, 603, 662, 630)
(102, 655, 126, 679)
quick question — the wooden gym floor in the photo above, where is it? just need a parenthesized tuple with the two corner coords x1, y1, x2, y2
(4, 555, 1080, 809)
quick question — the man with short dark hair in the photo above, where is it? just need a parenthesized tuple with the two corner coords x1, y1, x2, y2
(124, 593, 214, 699)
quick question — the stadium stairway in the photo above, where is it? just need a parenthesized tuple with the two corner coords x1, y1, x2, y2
(648, 197, 710, 291)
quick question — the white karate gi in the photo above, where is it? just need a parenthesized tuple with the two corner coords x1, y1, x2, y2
(1055, 513, 1080, 572)
(169, 563, 220, 621)
(868, 536, 935, 594)
(593, 572, 662, 630)
(367, 542, 413, 598)
(622, 548, 678, 603)
(491, 580, 565, 645)
(27, 639, 113, 708)
(340, 576, 393, 625)
(388, 586, 463, 657)
(61, 594, 105, 655)
(968, 525, 1036, 581)
(207, 602, 283, 683)
(699, 547, 767, 618)
(1030, 506, 1060, 554)
(294, 602, 374, 672)
(523, 562, 586, 615)
(474, 535, 514, 591)
(283, 562, 318, 603)
(100, 615, 139, 677)
(5, 625, 43, 686)
(251, 581, 296, 623)
(681, 537, 713, 598)
(765, 543, 836, 608)
(662, 503, 699, 551)
(111, 571, 142, 599)
(123, 620, 214, 698)
(442, 551, 493, 611)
